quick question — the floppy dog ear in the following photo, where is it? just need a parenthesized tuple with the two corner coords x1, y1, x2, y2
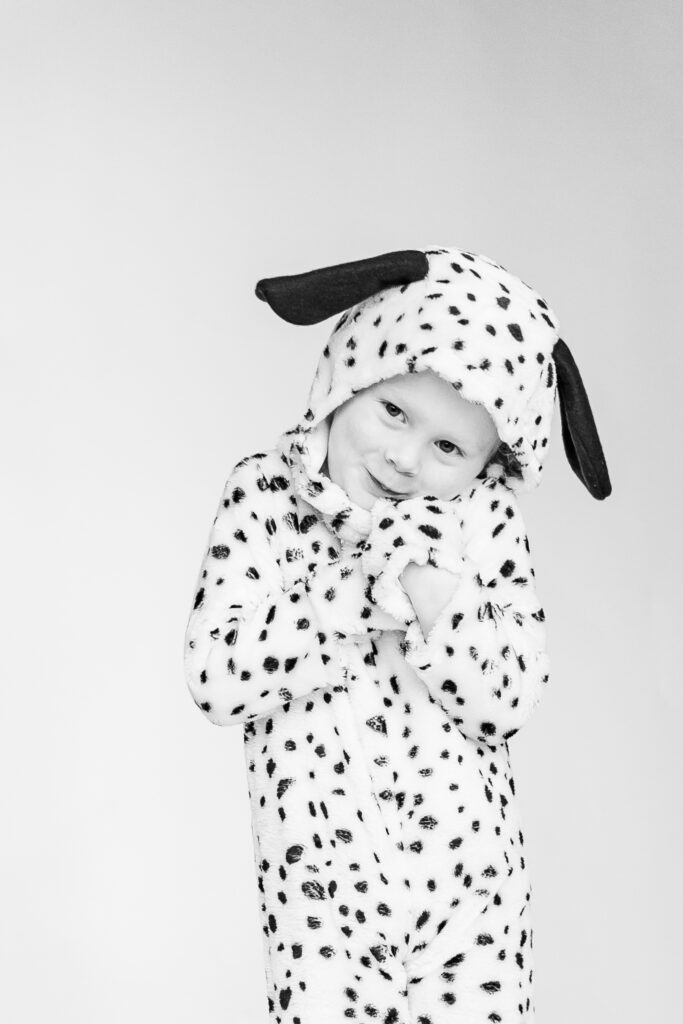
(255, 250, 429, 325)
(552, 339, 612, 499)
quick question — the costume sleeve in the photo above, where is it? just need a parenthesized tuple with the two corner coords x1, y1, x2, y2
(184, 456, 403, 726)
(401, 481, 551, 746)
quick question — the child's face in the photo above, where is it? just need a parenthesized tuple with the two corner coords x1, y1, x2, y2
(324, 370, 500, 511)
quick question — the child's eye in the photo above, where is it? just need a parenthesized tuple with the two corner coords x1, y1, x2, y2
(382, 401, 404, 420)
(436, 440, 462, 456)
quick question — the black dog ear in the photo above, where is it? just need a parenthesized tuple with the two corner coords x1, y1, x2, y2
(552, 339, 612, 499)
(255, 250, 430, 325)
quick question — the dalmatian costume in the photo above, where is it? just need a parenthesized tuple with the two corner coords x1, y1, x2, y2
(184, 247, 611, 1023)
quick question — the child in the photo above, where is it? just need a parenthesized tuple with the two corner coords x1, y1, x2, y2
(184, 247, 610, 1023)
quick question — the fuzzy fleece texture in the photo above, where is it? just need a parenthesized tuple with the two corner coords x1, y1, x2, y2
(185, 247, 557, 1022)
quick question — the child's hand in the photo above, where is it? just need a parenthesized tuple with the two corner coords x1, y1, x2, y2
(305, 541, 407, 642)
(399, 561, 463, 640)
(360, 492, 468, 626)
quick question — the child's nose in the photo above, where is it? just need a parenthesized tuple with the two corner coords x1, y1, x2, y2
(386, 446, 419, 476)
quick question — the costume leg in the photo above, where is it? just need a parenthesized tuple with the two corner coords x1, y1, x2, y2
(258, 884, 414, 1023)
(263, 935, 413, 1023)
(253, 824, 414, 1023)
(404, 861, 534, 1023)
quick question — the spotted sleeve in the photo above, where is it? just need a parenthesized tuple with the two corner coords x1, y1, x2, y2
(184, 457, 403, 726)
(184, 456, 334, 725)
(401, 480, 551, 746)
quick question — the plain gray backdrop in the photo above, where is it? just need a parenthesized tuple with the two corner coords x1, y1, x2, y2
(2, 1, 681, 1021)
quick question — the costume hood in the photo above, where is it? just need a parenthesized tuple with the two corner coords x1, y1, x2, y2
(257, 246, 611, 543)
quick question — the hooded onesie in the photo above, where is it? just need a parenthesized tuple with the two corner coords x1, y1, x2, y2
(184, 246, 611, 1024)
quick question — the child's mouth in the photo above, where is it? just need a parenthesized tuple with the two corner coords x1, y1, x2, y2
(366, 469, 409, 497)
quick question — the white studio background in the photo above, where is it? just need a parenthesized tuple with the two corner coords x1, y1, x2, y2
(1, 2, 680, 1022)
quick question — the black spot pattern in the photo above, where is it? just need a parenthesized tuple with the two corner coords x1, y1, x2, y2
(185, 454, 545, 1021)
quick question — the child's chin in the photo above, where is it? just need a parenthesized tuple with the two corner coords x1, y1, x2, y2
(352, 489, 377, 512)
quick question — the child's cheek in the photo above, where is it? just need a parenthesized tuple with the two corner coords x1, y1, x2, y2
(423, 461, 473, 502)
(349, 405, 379, 459)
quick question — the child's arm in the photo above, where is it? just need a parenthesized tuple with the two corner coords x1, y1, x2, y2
(184, 455, 402, 726)
(362, 479, 550, 746)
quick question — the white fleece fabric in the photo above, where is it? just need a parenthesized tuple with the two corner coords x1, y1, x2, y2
(185, 246, 558, 1023)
